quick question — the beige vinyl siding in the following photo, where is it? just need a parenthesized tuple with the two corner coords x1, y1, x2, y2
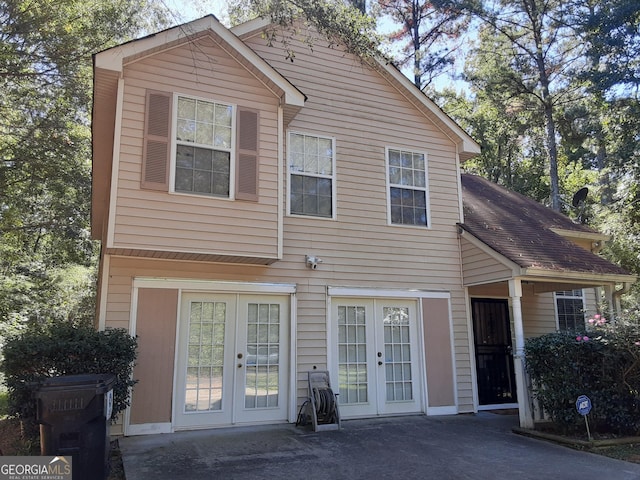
(112, 36, 281, 259)
(583, 287, 598, 318)
(521, 285, 557, 338)
(103, 255, 473, 412)
(102, 29, 475, 414)
(252, 31, 471, 411)
(460, 237, 513, 285)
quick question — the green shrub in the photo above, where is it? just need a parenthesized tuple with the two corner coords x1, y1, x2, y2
(0, 320, 137, 424)
(0, 390, 8, 417)
(525, 311, 640, 435)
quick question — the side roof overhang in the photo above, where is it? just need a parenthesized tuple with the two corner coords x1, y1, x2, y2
(232, 17, 481, 162)
(459, 174, 636, 291)
(91, 15, 306, 240)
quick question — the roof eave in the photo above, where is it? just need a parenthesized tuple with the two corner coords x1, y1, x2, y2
(231, 17, 480, 160)
(521, 268, 636, 285)
(94, 15, 305, 107)
(459, 225, 636, 286)
(376, 62, 481, 160)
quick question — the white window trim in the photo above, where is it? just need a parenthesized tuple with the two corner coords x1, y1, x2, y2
(385, 146, 431, 228)
(169, 93, 237, 200)
(286, 130, 337, 220)
(554, 289, 586, 331)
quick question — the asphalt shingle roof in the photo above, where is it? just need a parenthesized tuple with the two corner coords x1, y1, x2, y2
(460, 174, 630, 276)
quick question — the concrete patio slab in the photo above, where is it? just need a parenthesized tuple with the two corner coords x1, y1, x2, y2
(119, 413, 640, 479)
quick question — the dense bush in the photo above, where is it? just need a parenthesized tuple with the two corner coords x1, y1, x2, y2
(0, 320, 137, 424)
(525, 311, 640, 435)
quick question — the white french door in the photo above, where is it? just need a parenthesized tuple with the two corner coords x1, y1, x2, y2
(331, 298, 422, 418)
(174, 293, 289, 429)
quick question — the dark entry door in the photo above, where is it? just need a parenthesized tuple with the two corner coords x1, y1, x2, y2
(471, 299, 517, 405)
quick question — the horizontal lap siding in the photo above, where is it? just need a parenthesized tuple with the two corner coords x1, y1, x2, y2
(104, 30, 475, 413)
(522, 285, 557, 338)
(460, 238, 513, 285)
(246, 32, 472, 411)
(113, 37, 280, 257)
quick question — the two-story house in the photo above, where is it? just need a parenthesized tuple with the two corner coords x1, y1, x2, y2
(91, 15, 635, 436)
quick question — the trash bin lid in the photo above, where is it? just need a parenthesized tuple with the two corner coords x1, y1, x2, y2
(34, 373, 116, 394)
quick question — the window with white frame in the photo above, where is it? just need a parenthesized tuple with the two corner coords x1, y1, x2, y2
(288, 132, 335, 218)
(387, 148, 428, 227)
(174, 95, 233, 197)
(555, 289, 586, 331)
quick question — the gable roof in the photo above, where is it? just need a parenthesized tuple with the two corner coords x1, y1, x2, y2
(94, 15, 306, 107)
(232, 17, 480, 161)
(91, 15, 481, 239)
(459, 174, 632, 279)
(91, 15, 307, 239)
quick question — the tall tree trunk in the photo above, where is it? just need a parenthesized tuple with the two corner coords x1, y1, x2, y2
(526, 0, 560, 211)
(350, 0, 367, 14)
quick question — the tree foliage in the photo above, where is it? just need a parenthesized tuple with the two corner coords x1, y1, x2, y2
(0, 0, 168, 328)
(230, 0, 381, 62)
(1, 320, 138, 425)
(435, 0, 592, 211)
(374, 0, 469, 89)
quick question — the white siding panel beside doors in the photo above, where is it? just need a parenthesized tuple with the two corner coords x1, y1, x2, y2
(330, 297, 422, 418)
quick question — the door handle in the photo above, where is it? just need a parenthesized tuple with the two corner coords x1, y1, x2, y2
(378, 352, 383, 365)
(378, 361, 383, 366)
(238, 363, 243, 368)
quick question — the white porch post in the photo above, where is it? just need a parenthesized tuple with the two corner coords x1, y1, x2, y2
(509, 278, 533, 428)
(603, 284, 615, 320)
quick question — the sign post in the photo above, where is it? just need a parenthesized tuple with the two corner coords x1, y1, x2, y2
(576, 395, 592, 441)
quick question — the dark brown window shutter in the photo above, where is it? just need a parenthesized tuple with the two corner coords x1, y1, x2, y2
(236, 108, 259, 201)
(141, 90, 171, 191)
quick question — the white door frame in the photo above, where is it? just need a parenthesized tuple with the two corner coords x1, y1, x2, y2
(327, 287, 443, 418)
(125, 278, 296, 435)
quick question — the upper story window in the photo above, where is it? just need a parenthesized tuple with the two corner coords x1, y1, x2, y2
(141, 90, 259, 201)
(555, 289, 586, 332)
(386, 148, 429, 227)
(174, 96, 233, 197)
(288, 132, 336, 219)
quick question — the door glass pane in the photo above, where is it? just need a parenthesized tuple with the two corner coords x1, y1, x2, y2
(245, 303, 280, 409)
(383, 307, 413, 402)
(338, 305, 368, 404)
(185, 301, 225, 412)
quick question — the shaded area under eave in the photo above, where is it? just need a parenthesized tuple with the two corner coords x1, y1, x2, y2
(459, 174, 632, 278)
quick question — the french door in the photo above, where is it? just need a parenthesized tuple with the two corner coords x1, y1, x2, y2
(331, 298, 422, 418)
(174, 293, 289, 429)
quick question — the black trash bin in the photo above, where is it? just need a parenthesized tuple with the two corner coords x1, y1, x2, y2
(34, 373, 116, 480)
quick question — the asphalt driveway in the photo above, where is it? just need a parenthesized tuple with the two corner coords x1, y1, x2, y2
(119, 413, 640, 479)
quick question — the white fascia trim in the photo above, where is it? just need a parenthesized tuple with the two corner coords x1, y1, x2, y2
(377, 61, 480, 157)
(287, 293, 298, 424)
(97, 254, 111, 331)
(96, 16, 305, 108)
(106, 76, 124, 250)
(125, 422, 172, 436)
(327, 286, 450, 299)
(230, 16, 271, 36)
(132, 277, 297, 294)
(277, 105, 284, 259)
(523, 269, 636, 284)
(464, 289, 480, 412)
(549, 228, 610, 242)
